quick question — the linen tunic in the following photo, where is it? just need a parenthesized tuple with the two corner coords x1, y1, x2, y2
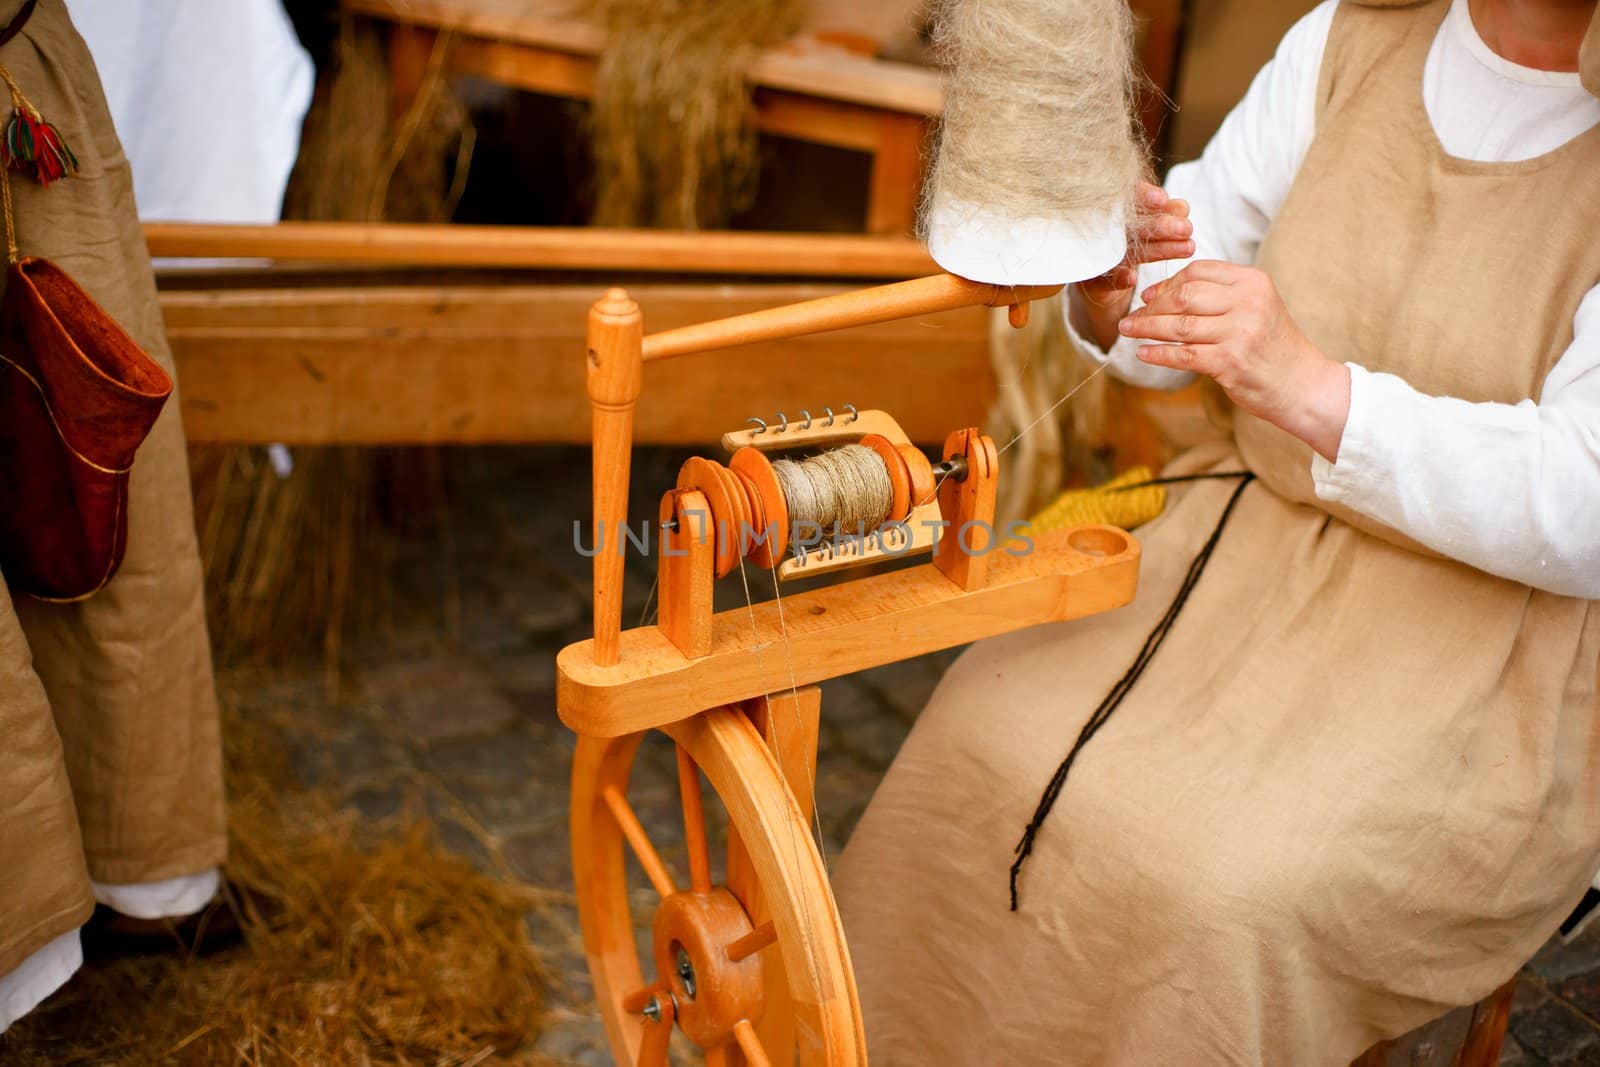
(0, 0, 223, 1030)
(834, 2, 1600, 1062)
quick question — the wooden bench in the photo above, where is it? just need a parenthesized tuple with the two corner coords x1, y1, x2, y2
(148, 223, 993, 446)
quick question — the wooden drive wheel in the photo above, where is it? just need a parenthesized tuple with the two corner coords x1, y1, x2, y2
(571, 691, 866, 1066)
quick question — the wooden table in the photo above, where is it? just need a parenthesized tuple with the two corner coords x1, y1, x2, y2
(148, 219, 1194, 467)
(347, 0, 944, 236)
(344, 0, 1185, 237)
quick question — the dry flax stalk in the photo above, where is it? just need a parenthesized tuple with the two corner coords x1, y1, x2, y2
(587, 0, 804, 228)
(0, 685, 547, 1066)
(194, 15, 475, 673)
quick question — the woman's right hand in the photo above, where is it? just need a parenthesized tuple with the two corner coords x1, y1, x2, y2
(1076, 181, 1195, 350)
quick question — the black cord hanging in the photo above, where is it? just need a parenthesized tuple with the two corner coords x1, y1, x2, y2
(1009, 471, 1256, 911)
(0, 0, 35, 49)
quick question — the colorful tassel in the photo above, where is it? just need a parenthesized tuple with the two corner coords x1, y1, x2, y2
(3, 100, 76, 187)
(0, 65, 76, 187)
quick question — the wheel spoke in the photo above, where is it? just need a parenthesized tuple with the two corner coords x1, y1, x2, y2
(677, 743, 713, 894)
(621, 981, 668, 1014)
(733, 1019, 773, 1067)
(726, 920, 777, 962)
(636, 991, 675, 1067)
(602, 785, 679, 898)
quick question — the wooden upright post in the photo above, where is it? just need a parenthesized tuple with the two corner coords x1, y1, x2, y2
(934, 428, 999, 591)
(587, 289, 643, 666)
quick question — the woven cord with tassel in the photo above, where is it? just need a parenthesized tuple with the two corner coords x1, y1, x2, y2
(0, 60, 77, 188)
(1, 133, 19, 264)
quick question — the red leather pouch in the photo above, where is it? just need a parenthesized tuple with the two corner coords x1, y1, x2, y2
(0, 256, 171, 600)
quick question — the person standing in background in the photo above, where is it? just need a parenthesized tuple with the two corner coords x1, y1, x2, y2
(0, 0, 311, 1033)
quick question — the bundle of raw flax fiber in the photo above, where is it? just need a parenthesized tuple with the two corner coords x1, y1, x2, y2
(0, 684, 546, 1066)
(194, 14, 476, 684)
(587, 0, 804, 228)
(920, 0, 1146, 257)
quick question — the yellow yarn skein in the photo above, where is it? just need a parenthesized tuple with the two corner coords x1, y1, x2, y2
(1023, 466, 1166, 536)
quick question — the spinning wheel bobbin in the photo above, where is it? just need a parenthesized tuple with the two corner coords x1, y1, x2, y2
(731, 467, 768, 564)
(902, 446, 936, 505)
(855, 434, 910, 522)
(682, 433, 939, 578)
(677, 457, 746, 578)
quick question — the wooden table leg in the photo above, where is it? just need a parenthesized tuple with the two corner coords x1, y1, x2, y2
(1349, 976, 1517, 1067)
(1133, 0, 1183, 153)
(865, 112, 928, 237)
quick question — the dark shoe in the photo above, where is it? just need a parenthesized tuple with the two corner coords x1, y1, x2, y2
(79, 882, 271, 961)
(1560, 887, 1600, 944)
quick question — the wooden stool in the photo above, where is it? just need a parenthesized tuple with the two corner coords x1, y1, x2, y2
(1352, 978, 1517, 1067)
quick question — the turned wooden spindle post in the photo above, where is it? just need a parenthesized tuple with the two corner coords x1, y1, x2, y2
(587, 288, 643, 667)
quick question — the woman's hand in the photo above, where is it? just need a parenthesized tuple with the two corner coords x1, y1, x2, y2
(1118, 260, 1352, 462)
(1075, 181, 1196, 350)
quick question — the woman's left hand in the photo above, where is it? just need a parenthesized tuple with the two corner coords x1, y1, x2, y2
(1118, 260, 1352, 462)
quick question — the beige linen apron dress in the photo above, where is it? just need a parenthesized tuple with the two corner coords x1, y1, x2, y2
(833, 3, 1600, 1063)
(0, 0, 223, 978)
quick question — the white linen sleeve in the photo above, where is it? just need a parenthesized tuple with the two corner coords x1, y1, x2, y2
(1313, 285, 1600, 599)
(1064, 0, 1339, 390)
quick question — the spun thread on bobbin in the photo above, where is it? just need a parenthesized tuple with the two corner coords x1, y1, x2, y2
(771, 445, 894, 543)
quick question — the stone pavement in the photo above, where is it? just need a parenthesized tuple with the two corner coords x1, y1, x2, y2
(250, 445, 1598, 1065)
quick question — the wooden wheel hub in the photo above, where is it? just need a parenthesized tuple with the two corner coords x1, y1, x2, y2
(652, 888, 766, 1049)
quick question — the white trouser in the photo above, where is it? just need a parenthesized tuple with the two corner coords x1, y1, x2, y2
(0, 867, 218, 1032)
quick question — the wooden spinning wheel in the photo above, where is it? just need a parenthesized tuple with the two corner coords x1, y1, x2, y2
(558, 273, 1144, 1065)
(572, 694, 860, 1065)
